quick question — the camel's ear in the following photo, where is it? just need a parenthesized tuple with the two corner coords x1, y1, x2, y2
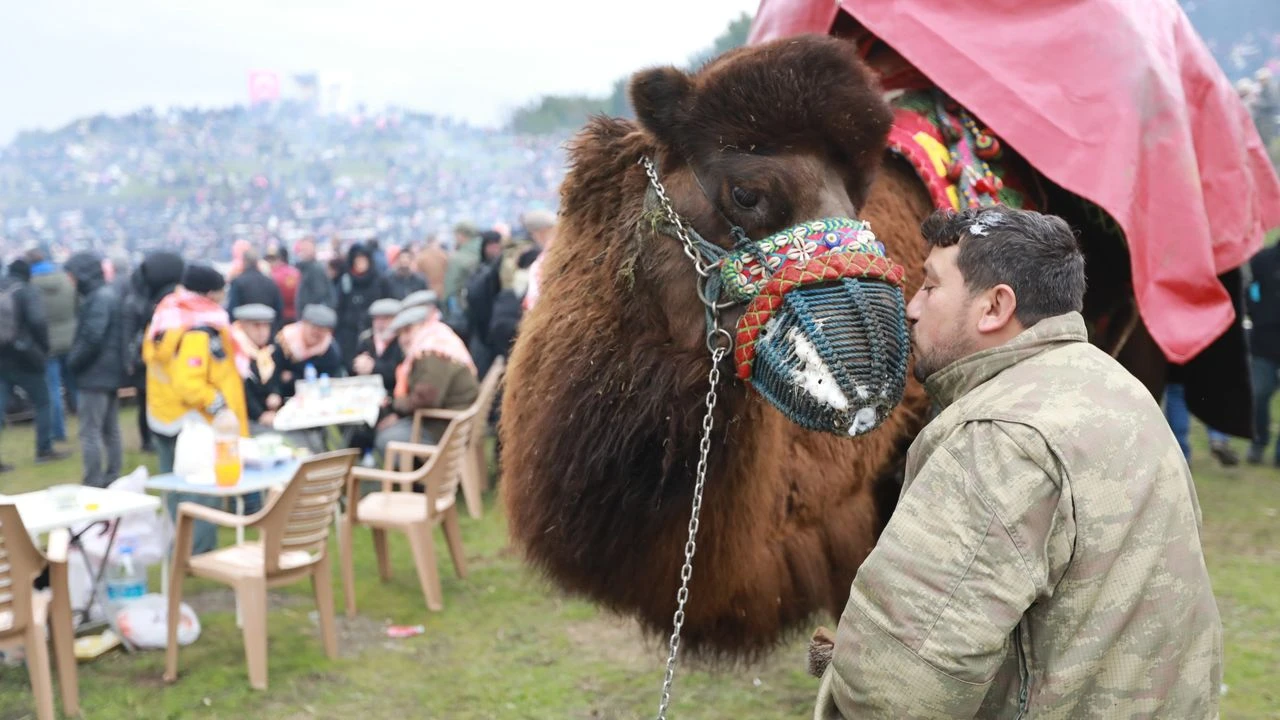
(630, 66, 692, 148)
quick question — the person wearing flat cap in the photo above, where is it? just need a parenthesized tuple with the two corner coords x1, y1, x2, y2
(143, 262, 248, 555)
(373, 301, 479, 457)
(399, 289, 437, 311)
(351, 298, 404, 394)
(230, 304, 283, 431)
(271, 303, 345, 400)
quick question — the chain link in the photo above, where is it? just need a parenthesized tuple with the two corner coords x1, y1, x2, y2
(641, 154, 730, 720)
(641, 156, 714, 278)
(657, 344, 726, 720)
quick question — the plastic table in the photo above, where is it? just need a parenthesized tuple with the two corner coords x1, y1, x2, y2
(146, 460, 300, 592)
(3, 486, 162, 628)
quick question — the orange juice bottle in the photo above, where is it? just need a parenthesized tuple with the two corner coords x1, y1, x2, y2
(213, 408, 242, 487)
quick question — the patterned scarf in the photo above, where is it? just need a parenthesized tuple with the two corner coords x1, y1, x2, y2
(229, 322, 275, 381)
(276, 322, 333, 363)
(393, 312, 476, 399)
(146, 289, 239, 366)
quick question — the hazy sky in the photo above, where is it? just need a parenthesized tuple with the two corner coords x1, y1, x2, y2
(0, 0, 761, 144)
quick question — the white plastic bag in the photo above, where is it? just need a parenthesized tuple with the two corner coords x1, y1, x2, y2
(74, 466, 168, 568)
(112, 593, 201, 649)
(174, 419, 216, 485)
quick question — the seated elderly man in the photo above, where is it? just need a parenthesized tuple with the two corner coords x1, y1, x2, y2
(229, 304, 282, 433)
(272, 303, 344, 397)
(399, 289, 437, 313)
(351, 297, 404, 394)
(374, 302, 479, 457)
(270, 303, 343, 453)
(227, 302, 281, 513)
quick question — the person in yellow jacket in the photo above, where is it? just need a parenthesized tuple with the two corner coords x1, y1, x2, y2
(142, 263, 248, 555)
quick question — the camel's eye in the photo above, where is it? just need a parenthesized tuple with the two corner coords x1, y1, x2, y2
(731, 186, 759, 209)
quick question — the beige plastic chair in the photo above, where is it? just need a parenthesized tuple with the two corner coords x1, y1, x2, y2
(164, 449, 359, 690)
(340, 409, 473, 616)
(410, 355, 505, 519)
(0, 505, 80, 720)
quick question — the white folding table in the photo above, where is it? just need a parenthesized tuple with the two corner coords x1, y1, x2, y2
(4, 486, 162, 629)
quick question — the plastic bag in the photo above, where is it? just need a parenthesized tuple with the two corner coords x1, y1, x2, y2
(73, 465, 168, 568)
(112, 593, 201, 649)
(174, 419, 216, 485)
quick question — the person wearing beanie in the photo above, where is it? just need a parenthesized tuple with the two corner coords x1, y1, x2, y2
(143, 263, 247, 555)
(335, 242, 394, 369)
(0, 258, 66, 470)
(122, 250, 185, 452)
(65, 251, 128, 488)
(26, 246, 78, 441)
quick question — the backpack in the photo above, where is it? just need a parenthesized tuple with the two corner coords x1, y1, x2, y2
(0, 285, 21, 347)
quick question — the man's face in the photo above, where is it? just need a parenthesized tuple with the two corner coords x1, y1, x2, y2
(352, 255, 371, 275)
(243, 320, 272, 347)
(296, 240, 316, 263)
(905, 245, 981, 383)
(396, 321, 424, 350)
(532, 226, 556, 249)
(372, 315, 392, 336)
(395, 253, 412, 274)
(302, 321, 330, 348)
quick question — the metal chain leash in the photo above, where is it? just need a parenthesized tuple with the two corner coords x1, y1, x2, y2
(641, 155, 733, 720)
(656, 343, 726, 720)
(641, 156, 714, 279)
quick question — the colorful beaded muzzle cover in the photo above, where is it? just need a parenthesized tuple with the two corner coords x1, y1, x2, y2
(646, 183, 911, 437)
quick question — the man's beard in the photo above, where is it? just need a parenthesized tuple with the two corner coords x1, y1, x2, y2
(910, 331, 973, 383)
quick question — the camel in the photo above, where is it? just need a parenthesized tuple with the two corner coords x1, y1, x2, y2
(500, 35, 932, 660)
(499, 33, 1194, 661)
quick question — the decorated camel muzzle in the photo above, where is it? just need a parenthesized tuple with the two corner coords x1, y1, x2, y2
(642, 157, 909, 437)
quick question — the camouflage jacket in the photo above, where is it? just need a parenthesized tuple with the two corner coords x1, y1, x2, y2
(815, 312, 1222, 719)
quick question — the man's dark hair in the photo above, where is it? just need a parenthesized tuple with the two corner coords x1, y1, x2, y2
(921, 206, 1086, 326)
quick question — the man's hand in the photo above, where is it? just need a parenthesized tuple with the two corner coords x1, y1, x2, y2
(258, 410, 277, 427)
(353, 353, 375, 375)
(377, 413, 400, 431)
(266, 393, 282, 410)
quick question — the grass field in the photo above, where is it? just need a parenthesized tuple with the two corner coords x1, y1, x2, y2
(1, 406, 1277, 719)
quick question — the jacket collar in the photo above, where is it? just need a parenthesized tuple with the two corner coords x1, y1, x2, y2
(923, 312, 1089, 409)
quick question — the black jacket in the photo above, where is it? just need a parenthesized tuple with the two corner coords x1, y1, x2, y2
(226, 268, 284, 330)
(386, 271, 427, 301)
(65, 253, 126, 392)
(1249, 244, 1280, 361)
(0, 277, 49, 375)
(295, 260, 336, 313)
(352, 330, 404, 395)
(243, 354, 282, 423)
(122, 251, 185, 383)
(335, 270, 393, 367)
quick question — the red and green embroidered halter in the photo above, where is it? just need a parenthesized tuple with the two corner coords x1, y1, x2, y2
(642, 171, 910, 437)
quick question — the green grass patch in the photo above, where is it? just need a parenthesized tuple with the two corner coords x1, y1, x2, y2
(1, 407, 1277, 717)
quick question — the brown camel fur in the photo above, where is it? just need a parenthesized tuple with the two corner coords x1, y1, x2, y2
(500, 35, 935, 660)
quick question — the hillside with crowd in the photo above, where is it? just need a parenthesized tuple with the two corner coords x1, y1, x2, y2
(0, 101, 569, 265)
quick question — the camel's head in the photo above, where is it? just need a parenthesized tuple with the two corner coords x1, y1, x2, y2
(630, 35, 910, 436)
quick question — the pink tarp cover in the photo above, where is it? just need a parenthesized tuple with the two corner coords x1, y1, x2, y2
(750, 0, 1280, 362)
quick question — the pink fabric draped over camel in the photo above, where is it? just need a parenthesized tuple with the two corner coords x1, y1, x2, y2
(750, 0, 1280, 362)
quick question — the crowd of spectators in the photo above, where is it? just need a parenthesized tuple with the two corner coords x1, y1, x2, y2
(0, 102, 570, 266)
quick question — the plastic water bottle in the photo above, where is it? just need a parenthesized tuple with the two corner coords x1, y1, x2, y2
(318, 372, 332, 399)
(303, 362, 318, 400)
(106, 542, 147, 609)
